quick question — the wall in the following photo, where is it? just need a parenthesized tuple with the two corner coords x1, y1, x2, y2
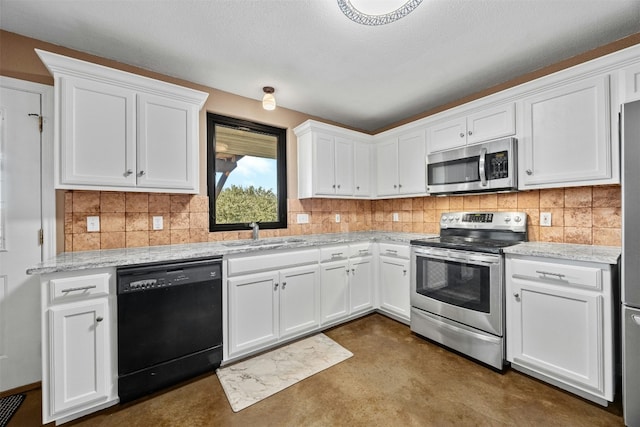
(0, 30, 633, 252)
(62, 185, 621, 251)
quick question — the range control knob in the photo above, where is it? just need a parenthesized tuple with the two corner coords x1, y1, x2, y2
(504, 217, 512, 223)
(448, 216, 455, 222)
(514, 216, 522, 223)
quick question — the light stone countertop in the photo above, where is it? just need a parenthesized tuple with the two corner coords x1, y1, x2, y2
(27, 231, 438, 275)
(503, 242, 621, 265)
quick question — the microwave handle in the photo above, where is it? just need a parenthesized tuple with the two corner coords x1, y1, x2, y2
(479, 147, 487, 187)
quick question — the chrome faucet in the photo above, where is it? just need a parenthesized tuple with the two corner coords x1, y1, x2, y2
(249, 222, 259, 240)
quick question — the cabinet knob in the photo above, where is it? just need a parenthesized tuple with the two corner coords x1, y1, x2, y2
(459, 133, 465, 138)
(468, 130, 473, 136)
(513, 293, 520, 299)
(398, 184, 402, 188)
(138, 170, 146, 177)
(393, 184, 397, 189)
(332, 184, 336, 188)
(337, 184, 340, 189)
(96, 316, 104, 323)
(403, 270, 407, 276)
(125, 169, 133, 176)
(526, 169, 533, 175)
(282, 282, 286, 289)
(356, 186, 360, 190)
(274, 283, 279, 290)
(351, 268, 355, 274)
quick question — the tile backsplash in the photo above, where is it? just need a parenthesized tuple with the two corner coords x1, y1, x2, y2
(64, 185, 621, 252)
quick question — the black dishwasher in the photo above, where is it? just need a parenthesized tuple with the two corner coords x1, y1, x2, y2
(117, 257, 223, 403)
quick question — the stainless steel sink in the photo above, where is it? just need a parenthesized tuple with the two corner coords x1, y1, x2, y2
(222, 238, 305, 248)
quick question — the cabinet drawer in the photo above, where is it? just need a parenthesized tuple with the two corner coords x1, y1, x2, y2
(320, 245, 349, 262)
(227, 249, 318, 276)
(50, 273, 111, 303)
(378, 243, 410, 259)
(509, 258, 602, 290)
(349, 242, 372, 258)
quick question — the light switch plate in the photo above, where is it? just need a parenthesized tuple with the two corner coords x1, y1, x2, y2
(152, 216, 164, 230)
(296, 213, 309, 224)
(87, 216, 100, 232)
(540, 212, 552, 227)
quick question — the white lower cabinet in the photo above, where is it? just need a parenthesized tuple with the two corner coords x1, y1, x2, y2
(349, 255, 374, 314)
(41, 270, 117, 425)
(505, 255, 615, 405)
(377, 243, 411, 323)
(320, 259, 350, 324)
(50, 299, 110, 413)
(227, 265, 320, 358)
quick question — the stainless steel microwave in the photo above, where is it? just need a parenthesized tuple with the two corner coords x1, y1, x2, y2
(426, 137, 517, 195)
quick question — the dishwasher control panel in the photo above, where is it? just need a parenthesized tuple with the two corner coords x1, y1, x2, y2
(117, 258, 222, 294)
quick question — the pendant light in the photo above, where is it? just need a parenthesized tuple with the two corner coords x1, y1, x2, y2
(262, 86, 276, 111)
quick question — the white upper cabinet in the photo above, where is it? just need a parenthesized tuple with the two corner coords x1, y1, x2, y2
(295, 120, 372, 199)
(520, 74, 614, 189)
(621, 61, 640, 102)
(427, 103, 516, 153)
(36, 49, 208, 193)
(375, 130, 426, 197)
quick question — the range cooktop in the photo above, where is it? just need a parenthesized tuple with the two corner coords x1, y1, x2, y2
(410, 211, 528, 254)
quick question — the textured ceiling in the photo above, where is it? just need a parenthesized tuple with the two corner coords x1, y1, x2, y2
(1, 0, 639, 132)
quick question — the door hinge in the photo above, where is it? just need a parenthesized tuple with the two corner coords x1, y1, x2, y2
(39, 229, 44, 246)
(28, 113, 43, 133)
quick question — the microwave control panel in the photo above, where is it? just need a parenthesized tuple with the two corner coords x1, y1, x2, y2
(487, 150, 509, 180)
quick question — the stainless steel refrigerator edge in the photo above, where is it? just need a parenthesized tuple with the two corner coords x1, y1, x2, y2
(622, 100, 640, 427)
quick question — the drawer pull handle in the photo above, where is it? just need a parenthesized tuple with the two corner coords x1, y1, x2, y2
(61, 285, 97, 293)
(536, 270, 566, 280)
(386, 249, 398, 254)
(331, 253, 344, 257)
(96, 316, 104, 323)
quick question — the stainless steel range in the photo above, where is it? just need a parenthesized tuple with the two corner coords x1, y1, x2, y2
(410, 211, 527, 370)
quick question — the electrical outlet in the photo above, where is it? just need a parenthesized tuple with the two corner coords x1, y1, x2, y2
(87, 216, 100, 232)
(540, 212, 552, 227)
(335, 214, 341, 223)
(152, 216, 164, 230)
(392, 212, 399, 222)
(296, 213, 309, 224)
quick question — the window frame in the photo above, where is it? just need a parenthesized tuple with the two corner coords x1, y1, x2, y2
(207, 113, 288, 232)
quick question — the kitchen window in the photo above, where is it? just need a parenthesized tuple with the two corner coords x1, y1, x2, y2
(207, 113, 287, 232)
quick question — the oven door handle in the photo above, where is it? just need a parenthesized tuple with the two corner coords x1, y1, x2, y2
(415, 251, 498, 266)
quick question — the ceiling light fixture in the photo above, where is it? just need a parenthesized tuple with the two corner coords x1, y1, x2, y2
(262, 86, 276, 111)
(337, 0, 423, 26)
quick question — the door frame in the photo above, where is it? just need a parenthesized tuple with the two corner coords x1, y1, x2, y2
(0, 76, 56, 260)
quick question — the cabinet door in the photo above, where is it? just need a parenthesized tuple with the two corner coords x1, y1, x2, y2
(379, 256, 410, 320)
(349, 256, 373, 314)
(375, 139, 399, 196)
(398, 131, 426, 195)
(521, 75, 611, 187)
(334, 137, 355, 195)
(228, 272, 279, 356)
(354, 141, 371, 196)
(137, 93, 198, 192)
(427, 116, 466, 153)
(50, 299, 110, 414)
(508, 277, 604, 393)
(280, 265, 320, 339)
(466, 103, 516, 145)
(320, 261, 349, 324)
(622, 62, 640, 102)
(313, 133, 337, 195)
(59, 76, 136, 187)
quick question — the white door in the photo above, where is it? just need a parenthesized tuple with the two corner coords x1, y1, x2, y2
(375, 139, 399, 196)
(279, 265, 319, 339)
(0, 79, 53, 392)
(334, 137, 354, 195)
(397, 131, 426, 195)
(314, 133, 336, 195)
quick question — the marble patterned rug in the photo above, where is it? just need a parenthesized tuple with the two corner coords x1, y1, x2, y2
(216, 333, 353, 412)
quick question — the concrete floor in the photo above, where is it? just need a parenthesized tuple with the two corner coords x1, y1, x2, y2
(11, 313, 623, 426)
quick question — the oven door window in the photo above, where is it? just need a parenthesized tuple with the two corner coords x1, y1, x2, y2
(415, 256, 490, 313)
(427, 155, 481, 185)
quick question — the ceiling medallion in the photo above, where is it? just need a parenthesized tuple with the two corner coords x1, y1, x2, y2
(337, 0, 423, 26)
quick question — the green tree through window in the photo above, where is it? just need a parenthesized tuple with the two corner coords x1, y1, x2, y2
(207, 114, 287, 231)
